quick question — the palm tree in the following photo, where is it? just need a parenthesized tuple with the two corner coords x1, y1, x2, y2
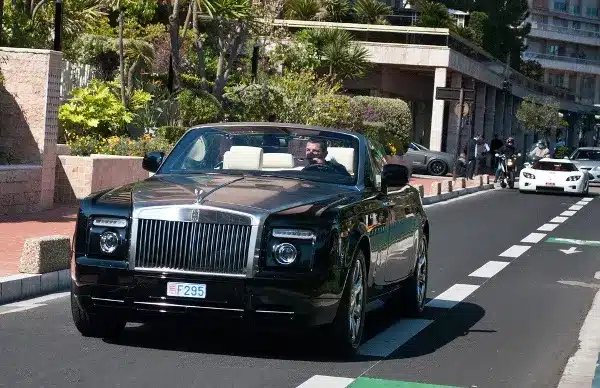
(353, 0, 391, 25)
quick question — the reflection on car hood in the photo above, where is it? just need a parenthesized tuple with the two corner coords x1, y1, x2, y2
(130, 173, 357, 214)
(571, 160, 600, 169)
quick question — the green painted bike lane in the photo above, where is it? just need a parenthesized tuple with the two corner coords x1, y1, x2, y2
(348, 377, 461, 388)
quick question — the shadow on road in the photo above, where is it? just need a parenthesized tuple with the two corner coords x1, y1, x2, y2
(102, 299, 486, 362)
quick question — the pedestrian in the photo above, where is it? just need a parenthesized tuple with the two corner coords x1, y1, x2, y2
(490, 134, 503, 170)
(474, 135, 489, 176)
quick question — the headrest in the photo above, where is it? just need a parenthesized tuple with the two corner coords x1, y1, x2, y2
(262, 153, 294, 169)
(326, 147, 355, 174)
(223, 146, 263, 170)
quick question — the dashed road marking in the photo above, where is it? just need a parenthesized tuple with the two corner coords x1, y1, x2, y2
(469, 261, 510, 278)
(0, 292, 69, 316)
(296, 375, 355, 388)
(499, 245, 531, 258)
(425, 284, 480, 309)
(561, 210, 577, 217)
(569, 205, 584, 211)
(521, 232, 547, 244)
(358, 319, 433, 358)
(582, 197, 594, 202)
(595, 272, 600, 280)
(576, 200, 589, 206)
(551, 216, 569, 223)
(538, 223, 559, 232)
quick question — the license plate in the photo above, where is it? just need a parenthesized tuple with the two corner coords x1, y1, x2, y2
(546, 182, 555, 186)
(167, 282, 206, 299)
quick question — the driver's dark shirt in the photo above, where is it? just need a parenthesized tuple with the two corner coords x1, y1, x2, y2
(303, 159, 351, 177)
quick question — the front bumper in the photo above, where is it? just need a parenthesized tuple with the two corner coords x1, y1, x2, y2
(519, 178, 587, 193)
(72, 257, 347, 328)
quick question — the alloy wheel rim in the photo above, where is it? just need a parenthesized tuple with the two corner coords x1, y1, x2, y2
(416, 239, 427, 307)
(348, 259, 363, 344)
(431, 162, 443, 175)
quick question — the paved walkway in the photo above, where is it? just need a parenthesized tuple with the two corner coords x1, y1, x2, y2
(0, 175, 492, 278)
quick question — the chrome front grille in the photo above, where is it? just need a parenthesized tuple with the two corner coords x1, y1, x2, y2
(134, 219, 252, 275)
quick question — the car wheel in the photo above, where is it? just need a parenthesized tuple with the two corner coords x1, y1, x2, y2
(71, 292, 125, 338)
(328, 249, 367, 356)
(399, 233, 428, 317)
(427, 160, 447, 176)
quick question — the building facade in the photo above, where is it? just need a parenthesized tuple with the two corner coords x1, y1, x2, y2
(525, 0, 600, 106)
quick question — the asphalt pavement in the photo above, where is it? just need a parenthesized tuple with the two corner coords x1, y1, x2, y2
(1, 187, 600, 388)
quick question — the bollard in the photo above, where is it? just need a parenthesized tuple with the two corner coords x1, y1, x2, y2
(431, 182, 441, 196)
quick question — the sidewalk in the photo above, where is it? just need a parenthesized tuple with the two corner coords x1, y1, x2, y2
(0, 175, 493, 279)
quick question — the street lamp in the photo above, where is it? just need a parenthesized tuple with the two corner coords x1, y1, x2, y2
(53, 0, 63, 51)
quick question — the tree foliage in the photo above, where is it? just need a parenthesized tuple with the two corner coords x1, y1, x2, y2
(516, 95, 568, 140)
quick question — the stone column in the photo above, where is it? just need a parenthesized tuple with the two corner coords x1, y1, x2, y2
(429, 67, 447, 151)
(503, 94, 513, 137)
(473, 82, 487, 139)
(595, 75, 600, 105)
(494, 90, 505, 138)
(484, 86, 497, 140)
(445, 72, 463, 156)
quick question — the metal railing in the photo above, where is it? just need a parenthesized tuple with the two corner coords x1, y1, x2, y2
(522, 52, 600, 66)
(530, 21, 600, 40)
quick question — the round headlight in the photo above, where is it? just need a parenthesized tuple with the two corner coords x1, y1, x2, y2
(100, 231, 120, 254)
(274, 243, 297, 265)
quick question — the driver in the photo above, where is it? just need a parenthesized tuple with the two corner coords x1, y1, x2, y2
(303, 140, 350, 176)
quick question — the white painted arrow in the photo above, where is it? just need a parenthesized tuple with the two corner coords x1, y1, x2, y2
(560, 247, 581, 255)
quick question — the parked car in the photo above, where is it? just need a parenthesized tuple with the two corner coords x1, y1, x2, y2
(403, 142, 454, 176)
(70, 122, 430, 356)
(564, 147, 600, 183)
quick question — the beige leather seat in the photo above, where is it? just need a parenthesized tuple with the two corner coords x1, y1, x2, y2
(262, 153, 294, 171)
(326, 147, 355, 175)
(222, 146, 263, 170)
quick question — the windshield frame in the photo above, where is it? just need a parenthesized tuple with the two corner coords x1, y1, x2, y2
(155, 123, 367, 188)
(532, 161, 579, 172)
(570, 149, 600, 161)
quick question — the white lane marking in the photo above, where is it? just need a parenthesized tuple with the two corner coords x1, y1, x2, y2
(538, 223, 559, 232)
(0, 292, 70, 316)
(595, 271, 600, 280)
(558, 280, 600, 289)
(582, 197, 594, 202)
(499, 245, 531, 258)
(576, 200, 589, 205)
(521, 232, 547, 244)
(0, 306, 41, 315)
(551, 216, 569, 223)
(358, 319, 433, 358)
(557, 288, 600, 388)
(561, 210, 577, 217)
(469, 261, 510, 278)
(425, 284, 480, 309)
(296, 375, 355, 388)
(569, 205, 583, 211)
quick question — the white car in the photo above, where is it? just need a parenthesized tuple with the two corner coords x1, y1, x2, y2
(519, 158, 589, 195)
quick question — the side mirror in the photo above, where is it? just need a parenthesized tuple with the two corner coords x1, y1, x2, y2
(142, 151, 165, 173)
(382, 164, 409, 190)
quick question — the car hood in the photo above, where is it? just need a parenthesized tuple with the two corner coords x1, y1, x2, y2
(128, 173, 357, 214)
(570, 160, 600, 170)
(420, 149, 454, 161)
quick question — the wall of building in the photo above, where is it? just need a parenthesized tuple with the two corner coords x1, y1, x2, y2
(0, 166, 42, 215)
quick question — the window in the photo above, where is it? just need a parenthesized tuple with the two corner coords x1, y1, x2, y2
(573, 21, 581, 29)
(548, 45, 560, 55)
(532, 161, 578, 171)
(554, 1, 567, 11)
(587, 7, 598, 16)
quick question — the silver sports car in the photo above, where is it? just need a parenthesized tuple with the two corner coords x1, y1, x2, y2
(565, 147, 600, 183)
(403, 143, 455, 176)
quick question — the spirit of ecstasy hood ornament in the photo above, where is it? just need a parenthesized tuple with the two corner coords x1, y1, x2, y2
(194, 188, 205, 204)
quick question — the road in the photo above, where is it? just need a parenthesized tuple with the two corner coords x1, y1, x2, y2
(1, 187, 600, 388)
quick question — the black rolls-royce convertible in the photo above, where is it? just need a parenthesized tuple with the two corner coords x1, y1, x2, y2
(70, 122, 430, 355)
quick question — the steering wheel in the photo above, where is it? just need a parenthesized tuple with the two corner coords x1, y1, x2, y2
(302, 163, 338, 174)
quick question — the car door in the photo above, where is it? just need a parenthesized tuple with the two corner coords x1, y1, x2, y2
(404, 143, 428, 171)
(361, 143, 392, 294)
(383, 177, 419, 283)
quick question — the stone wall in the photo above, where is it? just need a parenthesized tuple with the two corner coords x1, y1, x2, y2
(0, 47, 63, 213)
(54, 154, 150, 204)
(0, 166, 42, 215)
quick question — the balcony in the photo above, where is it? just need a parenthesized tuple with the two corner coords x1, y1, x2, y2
(529, 22, 600, 46)
(523, 52, 600, 75)
(531, 4, 600, 22)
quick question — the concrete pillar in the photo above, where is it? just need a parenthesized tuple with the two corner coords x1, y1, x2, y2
(563, 72, 570, 89)
(595, 75, 600, 105)
(494, 90, 505, 138)
(576, 73, 583, 97)
(503, 94, 513, 138)
(429, 67, 447, 151)
(473, 82, 487, 139)
(543, 70, 550, 84)
(484, 86, 497, 141)
(445, 72, 464, 156)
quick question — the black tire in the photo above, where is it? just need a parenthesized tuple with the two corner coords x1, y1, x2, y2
(328, 249, 367, 357)
(427, 160, 447, 176)
(71, 292, 125, 338)
(398, 233, 428, 317)
(508, 171, 515, 189)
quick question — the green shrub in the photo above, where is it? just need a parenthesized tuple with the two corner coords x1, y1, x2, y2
(308, 93, 361, 130)
(58, 79, 131, 142)
(177, 89, 223, 126)
(69, 135, 173, 157)
(554, 146, 572, 159)
(156, 126, 188, 144)
(68, 136, 105, 156)
(223, 83, 284, 122)
(350, 96, 412, 155)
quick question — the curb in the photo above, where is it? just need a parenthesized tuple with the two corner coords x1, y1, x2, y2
(421, 183, 495, 205)
(0, 269, 71, 305)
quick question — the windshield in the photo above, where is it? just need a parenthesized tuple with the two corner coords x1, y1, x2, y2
(571, 149, 600, 160)
(158, 126, 360, 186)
(532, 161, 578, 171)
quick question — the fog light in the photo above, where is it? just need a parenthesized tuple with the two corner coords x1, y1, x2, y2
(100, 231, 120, 254)
(274, 243, 297, 265)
